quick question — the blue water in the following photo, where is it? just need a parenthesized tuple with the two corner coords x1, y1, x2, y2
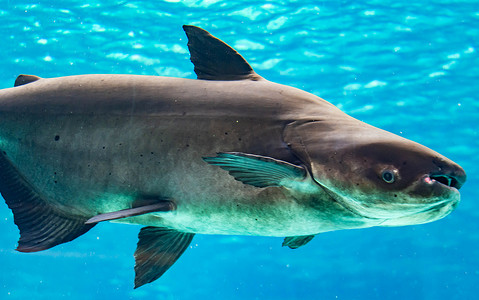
(0, 1, 478, 299)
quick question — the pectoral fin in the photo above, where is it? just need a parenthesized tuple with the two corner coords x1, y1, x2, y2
(134, 227, 194, 288)
(203, 152, 306, 188)
(282, 235, 316, 249)
(85, 199, 176, 225)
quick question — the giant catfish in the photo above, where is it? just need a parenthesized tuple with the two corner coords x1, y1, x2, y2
(0, 25, 466, 288)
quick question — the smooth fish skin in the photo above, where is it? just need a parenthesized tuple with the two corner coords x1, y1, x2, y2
(0, 25, 466, 288)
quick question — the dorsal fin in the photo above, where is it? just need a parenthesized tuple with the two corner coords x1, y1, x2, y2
(182, 25, 262, 81)
(14, 74, 41, 87)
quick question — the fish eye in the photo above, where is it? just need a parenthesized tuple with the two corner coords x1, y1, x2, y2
(381, 170, 396, 183)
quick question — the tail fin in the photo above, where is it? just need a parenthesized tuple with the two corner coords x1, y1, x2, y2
(0, 151, 95, 252)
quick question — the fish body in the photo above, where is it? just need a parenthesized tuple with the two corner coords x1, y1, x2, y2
(0, 26, 466, 288)
(0, 75, 364, 236)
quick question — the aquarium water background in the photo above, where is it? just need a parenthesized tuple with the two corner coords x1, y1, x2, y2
(0, 1, 477, 299)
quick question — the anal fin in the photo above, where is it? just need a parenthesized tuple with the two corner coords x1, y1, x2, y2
(0, 151, 95, 252)
(134, 227, 194, 288)
(282, 235, 315, 249)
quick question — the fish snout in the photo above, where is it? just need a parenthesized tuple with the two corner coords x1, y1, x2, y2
(430, 159, 466, 190)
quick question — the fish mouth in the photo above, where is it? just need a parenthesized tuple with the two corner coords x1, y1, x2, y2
(428, 157, 467, 190)
(429, 174, 464, 190)
(425, 170, 466, 194)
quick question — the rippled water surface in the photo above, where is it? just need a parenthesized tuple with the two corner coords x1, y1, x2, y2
(0, 1, 478, 299)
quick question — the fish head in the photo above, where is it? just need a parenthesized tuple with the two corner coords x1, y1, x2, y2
(285, 120, 466, 225)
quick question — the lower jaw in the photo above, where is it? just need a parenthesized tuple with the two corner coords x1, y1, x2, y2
(323, 183, 460, 224)
(378, 199, 459, 227)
